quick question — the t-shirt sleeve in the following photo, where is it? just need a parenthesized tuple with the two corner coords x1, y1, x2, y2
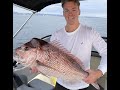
(91, 29, 107, 75)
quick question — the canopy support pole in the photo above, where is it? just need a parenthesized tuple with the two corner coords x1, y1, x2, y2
(13, 12, 36, 38)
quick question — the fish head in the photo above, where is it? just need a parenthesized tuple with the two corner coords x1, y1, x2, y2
(13, 38, 48, 66)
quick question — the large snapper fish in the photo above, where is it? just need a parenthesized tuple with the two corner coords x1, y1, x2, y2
(13, 38, 100, 90)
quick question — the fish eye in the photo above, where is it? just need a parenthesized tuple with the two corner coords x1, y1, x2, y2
(24, 47, 29, 51)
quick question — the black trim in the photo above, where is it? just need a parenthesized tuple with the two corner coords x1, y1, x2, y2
(41, 35, 52, 40)
(13, 0, 84, 12)
(91, 51, 101, 57)
(13, 0, 61, 12)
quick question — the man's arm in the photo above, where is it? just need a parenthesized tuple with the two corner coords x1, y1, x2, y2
(84, 29, 107, 84)
(92, 29, 107, 75)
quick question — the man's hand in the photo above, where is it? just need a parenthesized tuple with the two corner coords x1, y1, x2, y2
(83, 69, 103, 84)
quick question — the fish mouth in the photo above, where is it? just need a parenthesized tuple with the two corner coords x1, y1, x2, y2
(13, 50, 22, 62)
(13, 52, 20, 62)
(13, 52, 27, 66)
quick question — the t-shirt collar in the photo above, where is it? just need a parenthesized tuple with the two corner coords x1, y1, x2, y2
(64, 24, 81, 36)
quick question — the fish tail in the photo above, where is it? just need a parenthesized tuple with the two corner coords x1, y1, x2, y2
(91, 82, 100, 90)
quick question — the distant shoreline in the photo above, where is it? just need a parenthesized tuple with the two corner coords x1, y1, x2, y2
(13, 12, 107, 19)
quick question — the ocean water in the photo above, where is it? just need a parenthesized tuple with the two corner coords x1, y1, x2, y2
(13, 13, 107, 49)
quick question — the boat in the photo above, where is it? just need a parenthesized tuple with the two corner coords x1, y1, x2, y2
(13, 0, 107, 90)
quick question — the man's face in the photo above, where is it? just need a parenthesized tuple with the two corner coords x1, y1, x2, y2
(63, 1, 80, 25)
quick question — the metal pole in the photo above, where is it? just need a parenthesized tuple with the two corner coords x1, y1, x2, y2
(13, 12, 36, 38)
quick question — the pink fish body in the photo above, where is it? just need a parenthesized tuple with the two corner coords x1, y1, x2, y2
(13, 38, 100, 90)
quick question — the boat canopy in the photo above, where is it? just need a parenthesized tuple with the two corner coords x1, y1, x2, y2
(13, 0, 84, 12)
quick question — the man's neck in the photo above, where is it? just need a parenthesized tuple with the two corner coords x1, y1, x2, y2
(65, 23, 80, 32)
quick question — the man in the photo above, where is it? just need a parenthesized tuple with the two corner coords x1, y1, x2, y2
(50, 0, 107, 90)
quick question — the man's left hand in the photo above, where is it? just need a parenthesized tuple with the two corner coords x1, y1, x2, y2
(83, 69, 103, 84)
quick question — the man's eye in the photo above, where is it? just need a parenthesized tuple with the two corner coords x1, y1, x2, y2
(64, 10, 69, 13)
(24, 47, 29, 51)
(73, 10, 76, 11)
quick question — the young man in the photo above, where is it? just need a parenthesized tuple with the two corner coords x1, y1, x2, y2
(50, 0, 107, 90)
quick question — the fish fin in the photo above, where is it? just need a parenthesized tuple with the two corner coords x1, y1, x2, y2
(50, 40, 85, 69)
(30, 38, 40, 48)
(91, 82, 100, 90)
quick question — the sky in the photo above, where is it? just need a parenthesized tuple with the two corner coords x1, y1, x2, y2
(13, 0, 107, 18)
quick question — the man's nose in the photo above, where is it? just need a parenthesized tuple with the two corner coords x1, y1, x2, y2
(68, 11, 74, 16)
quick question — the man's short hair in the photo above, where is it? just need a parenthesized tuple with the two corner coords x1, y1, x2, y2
(61, 0, 80, 8)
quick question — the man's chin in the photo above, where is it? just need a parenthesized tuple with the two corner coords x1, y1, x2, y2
(68, 22, 75, 25)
